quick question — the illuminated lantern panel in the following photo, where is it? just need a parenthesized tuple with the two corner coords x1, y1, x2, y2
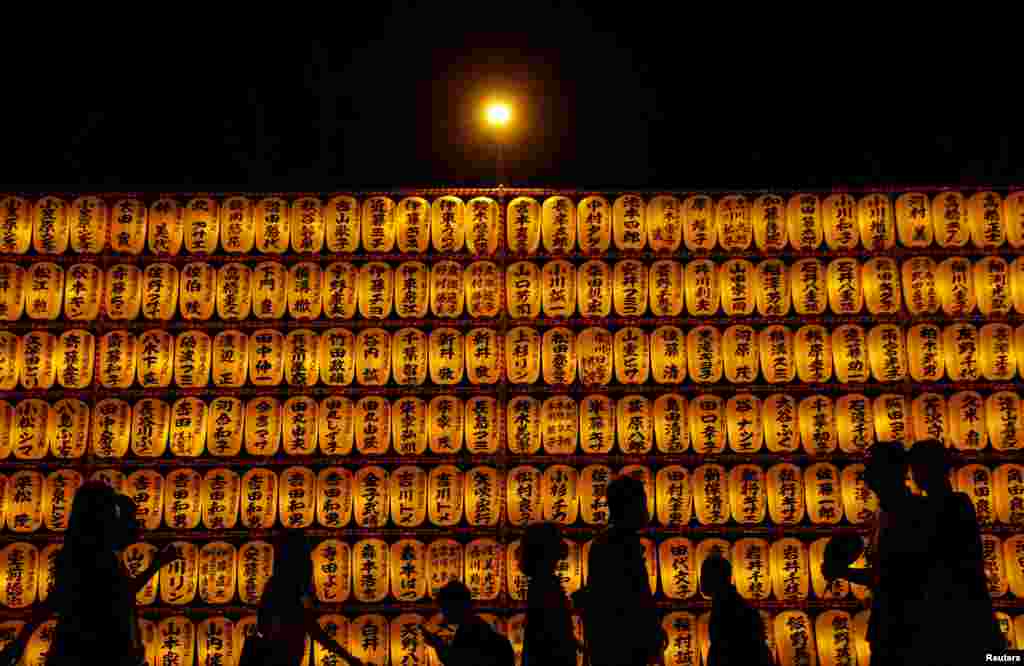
(1, 189, 1020, 659)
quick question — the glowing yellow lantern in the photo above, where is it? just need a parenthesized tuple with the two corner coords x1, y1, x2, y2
(389, 465, 428, 527)
(911, 392, 948, 444)
(980, 323, 1016, 381)
(942, 322, 981, 382)
(32, 195, 68, 255)
(254, 197, 289, 253)
(658, 539, 696, 600)
(653, 394, 689, 454)
(1003, 535, 1024, 595)
(358, 261, 394, 319)
(806, 463, 842, 525)
(89, 398, 131, 458)
(41, 469, 81, 531)
(168, 397, 207, 457)
(730, 465, 767, 525)
(196, 617, 235, 666)
(324, 194, 360, 252)
(199, 468, 239, 531)
(901, 256, 940, 315)
(809, 537, 851, 600)
(905, 323, 944, 382)
(314, 540, 352, 602)
(832, 324, 869, 384)
(752, 193, 788, 250)
(323, 261, 359, 319)
(798, 395, 837, 455)
(784, 193, 821, 250)
(159, 542, 199, 605)
(0, 264, 24, 322)
(279, 465, 316, 529)
(506, 326, 540, 385)
(388, 261, 427, 319)
(540, 464, 579, 525)
(507, 196, 541, 254)
(316, 329, 354, 388)
(25, 262, 63, 320)
(577, 195, 612, 253)
(995, 466, 1024, 526)
(428, 327, 463, 385)
(609, 193, 645, 250)
(246, 329, 284, 387)
(171, 330, 210, 389)
(465, 327, 501, 385)
(71, 196, 110, 254)
(756, 258, 790, 316)
(732, 538, 772, 600)
(862, 257, 902, 315)
(218, 195, 254, 254)
(237, 540, 274, 604)
(316, 468, 353, 528)
(693, 464, 730, 525)
(721, 324, 759, 384)
(689, 394, 726, 454)
(36, 543, 61, 603)
(684, 259, 719, 316)
(576, 464, 611, 525)
(284, 330, 319, 388)
(289, 196, 324, 252)
(0, 196, 31, 254)
(822, 193, 858, 250)
(0, 335, 17, 392)
(814, 610, 857, 666)
(726, 393, 763, 453)
(183, 197, 219, 253)
(649, 325, 686, 385)
(541, 327, 577, 386)
(466, 396, 501, 455)
(976, 256, 1012, 315)
(614, 327, 649, 385)
(146, 198, 182, 256)
(790, 258, 827, 316)
(578, 327, 614, 386)
(163, 468, 202, 530)
(431, 195, 464, 253)
(988, 392, 1023, 452)
(426, 537, 465, 598)
(996, 612, 1015, 650)
(841, 464, 878, 525)
(54, 329, 94, 389)
(465, 538, 503, 599)
(64, 263, 102, 321)
(686, 325, 723, 384)
(103, 264, 142, 321)
(577, 259, 612, 317)
(355, 466, 390, 527)
(542, 195, 577, 253)
(97, 330, 136, 389)
(202, 397, 242, 457)
(541, 259, 576, 317)
(214, 263, 252, 320)
(178, 261, 216, 321)
(714, 194, 750, 250)
(678, 194, 714, 251)
(197, 542, 237, 605)
(123, 543, 159, 605)
(894, 191, 934, 247)
(767, 463, 806, 525)
(771, 539, 810, 602)
(857, 193, 895, 250)
(20, 619, 55, 666)
(833, 394, 874, 454)
(354, 396, 391, 455)
(244, 397, 282, 457)
(350, 614, 389, 666)
(967, 191, 1006, 248)
(463, 260, 501, 318)
(392, 397, 428, 455)
(427, 465, 463, 528)
(982, 534, 1008, 598)
(251, 261, 287, 319)
(612, 259, 648, 317)
(719, 258, 755, 316)
(827, 257, 863, 314)
(948, 391, 988, 451)
(141, 263, 179, 320)
(937, 256, 976, 316)
(574, 395, 612, 455)
(458, 195, 496, 255)
(47, 398, 90, 459)
(957, 465, 995, 525)
(759, 324, 795, 384)
(793, 325, 833, 384)
(287, 262, 323, 320)
(506, 466, 542, 527)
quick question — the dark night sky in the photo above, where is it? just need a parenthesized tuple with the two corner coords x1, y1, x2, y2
(2, 5, 1018, 191)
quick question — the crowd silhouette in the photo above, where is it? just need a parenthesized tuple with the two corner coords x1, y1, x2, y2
(0, 438, 1012, 665)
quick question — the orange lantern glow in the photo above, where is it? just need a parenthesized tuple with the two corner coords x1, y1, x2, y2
(159, 542, 199, 605)
(324, 195, 360, 252)
(948, 391, 989, 451)
(237, 540, 274, 605)
(355, 466, 390, 527)
(684, 259, 719, 316)
(805, 463, 842, 525)
(767, 463, 806, 525)
(64, 262, 102, 321)
(316, 468, 353, 528)
(692, 464, 730, 525)
(32, 196, 68, 255)
(577, 259, 612, 317)
(428, 394, 464, 454)
(142, 263, 179, 320)
(508, 196, 542, 254)
(0, 196, 31, 254)
(25, 262, 63, 320)
(179, 261, 216, 321)
(726, 393, 763, 453)
(99, 330, 137, 389)
(689, 394, 726, 454)
(464, 260, 502, 318)
(239, 468, 278, 529)
(48, 398, 90, 459)
(614, 327, 649, 385)
(791, 258, 827, 315)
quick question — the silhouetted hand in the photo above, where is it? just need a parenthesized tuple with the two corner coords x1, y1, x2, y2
(156, 544, 184, 567)
(418, 626, 446, 650)
(821, 558, 848, 582)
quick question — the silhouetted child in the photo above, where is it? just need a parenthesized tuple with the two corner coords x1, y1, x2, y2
(909, 439, 1005, 664)
(518, 522, 580, 666)
(700, 554, 774, 666)
(577, 474, 666, 666)
(419, 580, 515, 666)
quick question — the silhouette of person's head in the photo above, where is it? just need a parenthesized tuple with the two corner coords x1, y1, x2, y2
(518, 522, 568, 579)
(700, 554, 732, 598)
(65, 481, 119, 553)
(437, 580, 473, 625)
(112, 494, 142, 551)
(865, 442, 909, 506)
(275, 531, 314, 586)
(606, 474, 648, 530)
(909, 439, 953, 496)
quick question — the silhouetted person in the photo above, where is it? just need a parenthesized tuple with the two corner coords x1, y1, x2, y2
(577, 475, 666, 666)
(823, 442, 936, 666)
(909, 439, 1005, 663)
(518, 522, 580, 666)
(419, 580, 515, 666)
(241, 532, 363, 666)
(700, 554, 774, 666)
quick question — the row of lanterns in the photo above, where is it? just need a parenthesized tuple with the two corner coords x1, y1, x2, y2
(3, 255, 1024, 323)
(3, 321, 1024, 391)
(1, 531, 1021, 609)
(1, 460, 1021, 533)
(3, 191, 1024, 256)
(2, 390, 1021, 460)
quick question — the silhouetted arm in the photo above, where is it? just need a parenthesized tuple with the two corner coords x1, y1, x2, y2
(126, 544, 181, 597)
(307, 615, 364, 666)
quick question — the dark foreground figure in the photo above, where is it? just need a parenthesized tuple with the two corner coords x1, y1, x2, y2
(700, 554, 774, 666)
(419, 580, 515, 666)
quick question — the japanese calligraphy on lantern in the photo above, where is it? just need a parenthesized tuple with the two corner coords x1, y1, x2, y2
(841, 464, 878, 526)
(895, 191, 934, 247)
(806, 463, 842, 525)
(834, 394, 874, 454)
(430, 260, 464, 318)
(752, 194, 787, 250)
(388, 466, 427, 527)
(938, 256, 976, 316)
(787, 193, 822, 250)
(906, 324, 944, 382)
(48, 399, 90, 459)
(282, 396, 318, 455)
(832, 324, 869, 384)
(289, 196, 323, 252)
(429, 195, 463, 253)
(358, 262, 393, 319)
(732, 538, 771, 600)
(324, 261, 359, 319)
(823, 193, 857, 250)
(141, 263, 179, 320)
(654, 394, 689, 453)
(614, 327, 649, 385)
(541, 259, 576, 317)
(646, 195, 682, 251)
(767, 463, 806, 524)
(218, 195, 253, 254)
(987, 392, 1022, 451)
(312, 540, 352, 603)
(428, 395, 463, 454)
(240, 470, 277, 529)
(199, 468, 239, 531)
(719, 259, 754, 316)
(392, 397, 427, 455)
(0, 196, 31, 254)
(975, 256, 1011, 316)
(466, 396, 500, 454)
(56, 329, 94, 389)
(355, 396, 391, 454)
(506, 326, 540, 385)
(255, 197, 289, 253)
(616, 395, 651, 454)
(933, 194, 970, 248)
(685, 259, 719, 316)
(356, 328, 393, 387)
(649, 260, 683, 317)
(32, 196, 68, 255)
(541, 195, 576, 253)
(355, 466, 390, 527)
(183, 197, 219, 253)
(686, 326, 722, 384)
(325, 195, 360, 252)
(542, 327, 577, 385)
(968, 191, 1005, 248)
(949, 391, 988, 450)
(466, 468, 501, 528)
(64, 263, 101, 320)
(90, 398, 131, 458)
(245, 397, 282, 456)
(316, 468, 353, 528)
(278, 466, 315, 529)
(98, 330, 136, 389)
(465, 260, 501, 318)
(791, 258, 826, 315)
(427, 465, 463, 528)
(507, 196, 541, 254)
(862, 257, 901, 314)
(0, 264, 25, 322)
(237, 541, 274, 604)
(197, 542, 237, 605)
(41, 469, 81, 532)
(0, 543, 38, 608)
(759, 325, 795, 384)
(943, 322, 980, 382)
(466, 196, 498, 255)
(507, 261, 540, 319)
(429, 327, 463, 385)
(159, 542, 199, 605)
(726, 394, 763, 453)
(827, 258, 862, 314)
(730, 466, 766, 525)
(912, 393, 948, 443)
(693, 464, 729, 525)
(857, 193, 895, 250)
(147, 198, 182, 255)
(579, 395, 614, 453)
(25, 262, 63, 320)
(756, 259, 790, 316)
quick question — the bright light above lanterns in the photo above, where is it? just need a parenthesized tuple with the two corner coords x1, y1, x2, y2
(485, 101, 511, 128)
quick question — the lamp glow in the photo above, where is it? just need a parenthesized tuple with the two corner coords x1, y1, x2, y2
(485, 102, 511, 127)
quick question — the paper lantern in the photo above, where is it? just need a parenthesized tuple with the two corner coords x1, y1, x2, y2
(214, 263, 252, 320)
(201, 396, 242, 457)
(835, 395, 874, 454)
(996, 612, 1016, 652)
(355, 328, 391, 386)
(288, 196, 324, 252)
(577, 259, 612, 317)
(90, 397, 131, 458)
(987, 391, 1023, 452)
(197, 542, 237, 604)
(613, 327, 649, 385)
(360, 196, 397, 252)
(539, 259, 575, 318)
(539, 328, 577, 387)
(319, 327, 355, 386)
(284, 331, 319, 389)
(287, 262, 323, 320)
(732, 538, 772, 600)
(720, 253, 760, 314)
(809, 537, 851, 600)
(966, 191, 1005, 248)
(465, 538, 503, 600)
(841, 464, 877, 525)
(686, 325, 723, 384)
(689, 394, 726, 454)
(1006, 191, 1024, 249)
(851, 610, 871, 665)
(722, 324, 760, 384)
(430, 260, 464, 318)
(905, 323, 944, 382)
(644, 194, 681, 251)
(91, 468, 125, 493)
(659, 539, 696, 601)
(714, 194, 751, 250)
(233, 615, 258, 666)
(795, 325, 833, 383)
(898, 257, 938, 317)
(427, 538, 463, 598)
(771, 539, 810, 602)
(726, 393, 763, 453)
(577, 394, 614, 454)
(32, 195, 68, 254)
(910, 393, 947, 444)
(21, 619, 57, 666)
(832, 324, 869, 384)
(607, 193, 645, 250)
(827, 258, 863, 314)
(465, 396, 500, 455)
(10, 399, 45, 461)
(612, 259, 648, 317)
(763, 393, 799, 453)
(541, 464, 579, 525)
(684, 259, 719, 316)
(247, 261, 284, 319)
(183, 197, 219, 253)
(144, 198, 182, 255)
(466, 467, 502, 527)
(577, 195, 612, 253)
(612, 394, 651, 454)
(805, 463, 842, 525)
(429, 327, 464, 385)
(392, 396, 428, 455)
(505, 325, 540, 385)
(164, 468, 202, 530)
(982, 534, 1008, 598)
(47, 398, 90, 459)
(862, 257, 902, 315)
(19, 330, 56, 389)
(0, 196, 31, 253)
(450, 195, 495, 256)
(237, 540, 274, 605)
(0, 543, 38, 608)
(141, 263, 179, 320)
(749, 193, 788, 250)
(41, 469, 81, 532)
(218, 195, 254, 253)
(168, 397, 207, 457)
(995, 465, 1024, 526)
(857, 193, 896, 250)
(207, 331, 247, 387)
(199, 468, 238, 530)
(122, 472, 164, 535)
(171, 331, 211, 389)
(64, 262, 102, 321)
(322, 261, 359, 320)
(279, 466, 316, 529)
(578, 327, 614, 386)
(389, 465, 428, 527)
(159, 541, 199, 605)
(937, 256, 976, 316)
(957, 465, 995, 526)
(799, 395, 837, 455)
(756, 259, 791, 316)
(1003, 535, 1024, 596)
(351, 614, 389, 666)
(316, 467, 353, 528)
(0, 264, 24, 323)
(427, 195, 463, 252)
(25, 262, 63, 320)
(506, 465, 542, 526)
(314, 540, 352, 602)
(894, 191, 934, 247)
(240, 468, 278, 529)
(822, 193, 858, 250)
(54, 329, 94, 389)
(123, 543, 159, 604)
(179, 261, 216, 321)
(697, 612, 711, 665)
(949, 391, 989, 450)
(767, 463, 806, 525)
(760, 325, 795, 384)
(791, 258, 828, 315)
(653, 393, 689, 453)
(325, 195, 360, 252)
(36, 543, 60, 603)
(872, 391, 913, 442)
(357, 262, 394, 319)
(464, 260, 502, 318)
(730, 465, 767, 525)
(428, 394, 464, 454)
(196, 617, 235, 666)
(354, 393, 389, 456)
(465, 326, 502, 385)
(97, 330, 136, 389)
(354, 466, 390, 528)
(815, 610, 858, 666)
(974, 256, 1012, 316)
(980, 323, 1017, 381)
(0, 335, 16, 392)
(507, 196, 541, 253)
(678, 194, 715, 251)
(105, 264, 143, 321)
(647, 260, 683, 318)
(943, 322, 981, 382)
(692, 464, 730, 525)
(579, 464, 613, 525)
(695, 538, 732, 598)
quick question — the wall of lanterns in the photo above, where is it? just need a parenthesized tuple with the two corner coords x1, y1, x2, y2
(0, 189, 1022, 666)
